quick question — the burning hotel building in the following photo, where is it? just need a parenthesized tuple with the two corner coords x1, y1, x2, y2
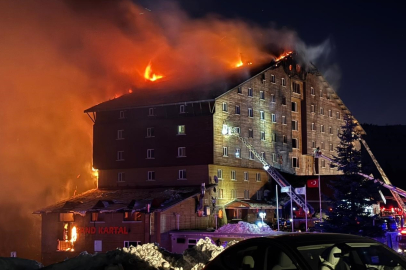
(35, 53, 361, 265)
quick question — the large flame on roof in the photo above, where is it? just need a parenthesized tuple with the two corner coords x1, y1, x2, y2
(275, 51, 293, 62)
(144, 62, 163, 82)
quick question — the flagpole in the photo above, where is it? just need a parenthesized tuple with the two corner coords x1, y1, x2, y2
(319, 174, 322, 222)
(276, 185, 279, 231)
(305, 185, 308, 231)
(290, 186, 294, 232)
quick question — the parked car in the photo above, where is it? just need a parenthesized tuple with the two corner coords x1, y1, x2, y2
(203, 233, 406, 270)
(381, 217, 398, 231)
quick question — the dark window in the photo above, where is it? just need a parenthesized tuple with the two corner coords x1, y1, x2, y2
(292, 82, 300, 94)
(282, 97, 286, 105)
(176, 238, 186, 244)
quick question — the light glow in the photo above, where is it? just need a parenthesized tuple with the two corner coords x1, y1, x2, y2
(144, 62, 163, 82)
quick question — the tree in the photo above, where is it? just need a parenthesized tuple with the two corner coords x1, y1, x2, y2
(322, 114, 382, 236)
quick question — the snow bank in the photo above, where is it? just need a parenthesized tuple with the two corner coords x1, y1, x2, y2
(215, 221, 276, 234)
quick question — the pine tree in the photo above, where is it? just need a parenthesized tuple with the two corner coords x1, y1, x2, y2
(322, 114, 382, 236)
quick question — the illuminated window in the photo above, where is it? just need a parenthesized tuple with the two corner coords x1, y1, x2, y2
(248, 88, 253, 97)
(178, 147, 186, 157)
(117, 130, 124, 140)
(177, 125, 186, 135)
(292, 102, 297, 112)
(147, 171, 155, 181)
(91, 212, 104, 222)
(59, 213, 74, 222)
(235, 105, 240, 115)
(223, 147, 228, 157)
(148, 108, 155, 116)
(296, 64, 301, 72)
(292, 157, 299, 168)
(282, 97, 286, 105)
(123, 211, 142, 222)
(118, 172, 125, 182)
(311, 104, 315, 113)
(237, 87, 242, 94)
(272, 114, 276, 123)
(248, 129, 253, 138)
(292, 82, 300, 94)
(256, 173, 261, 182)
(146, 127, 155, 137)
(311, 123, 315, 131)
(244, 172, 249, 181)
(222, 102, 228, 112)
(292, 138, 298, 149)
(217, 169, 223, 179)
(260, 91, 265, 100)
(117, 151, 124, 161)
(271, 94, 276, 103)
(260, 131, 266, 140)
(281, 78, 286, 86)
(260, 111, 265, 120)
(119, 111, 125, 119)
(244, 190, 250, 199)
(178, 169, 187, 180)
(249, 150, 255, 160)
(282, 116, 287, 125)
(283, 135, 287, 144)
(235, 148, 241, 158)
(289, 65, 292, 70)
(180, 105, 185, 114)
(271, 74, 276, 83)
(146, 149, 155, 159)
(292, 120, 298, 131)
(231, 170, 236, 180)
(311, 87, 315, 96)
(248, 108, 253, 117)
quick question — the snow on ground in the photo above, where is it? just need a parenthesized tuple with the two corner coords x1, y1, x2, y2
(0, 222, 278, 270)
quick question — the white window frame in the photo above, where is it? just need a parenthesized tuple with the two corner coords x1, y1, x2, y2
(256, 190, 263, 200)
(311, 104, 315, 113)
(231, 170, 236, 181)
(237, 87, 242, 94)
(281, 78, 286, 86)
(248, 129, 253, 138)
(147, 149, 155, 159)
(292, 120, 298, 131)
(282, 115, 286, 125)
(118, 172, 125, 182)
(261, 152, 266, 160)
(178, 147, 186, 157)
(336, 111, 340, 119)
(292, 82, 300, 94)
(329, 126, 332, 134)
(271, 133, 276, 142)
(249, 150, 254, 160)
(244, 172, 249, 181)
(148, 108, 155, 116)
(271, 74, 276, 84)
(260, 91, 265, 100)
(311, 87, 315, 96)
(94, 240, 102, 252)
(311, 123, 315, 131)
(260, 131, 265, 141)
(248, 108, 253, 117)
(147, 171, 155, 181)
(217, 169, 223, 179)
(222, 102, 228, 112)
(177, 125, 186, 135)
(292, 138, 298, 149)
(178, 169, 187, 180)
(271, 94, 275, 103)
(117, 151, 124, 161)
(235, 127, 241, 133)
(312, 141, 316, 148)
(321, 125, 325, 133)
(272, 114, 276, 123)
(244, 190, 250, 199)
(235, 105, 240, 115)
(223, 147, 228, 157)
(328, 110, 332, 118)
(235, 148, 241, 158)
(260, 110, 265, 120)
(248, 88, 253, 97)
(292, 157, 299, 168)
(117, 130, 124, 140)
(272, 153, 277, 162)
(292, 102, 297, 112)
(255, 173, 261, 182)
(218, 189, 224, 199)
(119, 111, 125, 119)
(146, 127, 154, 137)
(180, 105, 186, 114)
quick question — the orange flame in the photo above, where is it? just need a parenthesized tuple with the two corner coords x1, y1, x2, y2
(92, 167, 99, 179)
(71, 226, 77, 243)
(144, 62, 163, 81)
(275, 51, 293, 62)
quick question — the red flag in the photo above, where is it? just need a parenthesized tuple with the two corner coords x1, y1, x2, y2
(307, 179, 319, 188)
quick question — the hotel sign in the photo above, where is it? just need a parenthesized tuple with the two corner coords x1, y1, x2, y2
(77, 226, 129, 235)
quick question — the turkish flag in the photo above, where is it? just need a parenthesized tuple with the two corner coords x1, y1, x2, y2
(307, 179, 319, 188)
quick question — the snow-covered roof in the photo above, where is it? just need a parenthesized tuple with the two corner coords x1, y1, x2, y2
(224, 199, 278, 209)
(33, 186, 203, 214)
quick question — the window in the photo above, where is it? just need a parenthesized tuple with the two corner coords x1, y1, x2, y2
(231, 189, 237, 199)
(178, 169, 187, 180)
(237, 87, 242, 94)
(272, 153, 277, 162)
(235, 105, 240, 115)
(329, 126, 332, 134)
(217, 169, 223, 179)
(59, 213, 74, 222)
(244, 190, 250, 199)
(147, 171, 155, 181)
(320, 89, 323, 98)
(118, 172, 125, 182)
(260, 91, 265, 100)
(282, 116, 287, 125)
(292, 102, 297, 112)
(223, 147, 228, 157)
(281, 78, 286, 86)
(261, 73, 266, 82)
(94, 240, 102, 252)
(222, 102, 228, 112)
(271, 94, 275, 103)
(124, 211, 141, 221)
(311, 104, 315, 113)
(261, 152, 266, 159)
(248, 129, 253, 138)
(328, 109, 332, 118)
(248, 108, 253, 117)
(272, 114, 276, 123)
(248, 88, 253, 97)
(249, 150, 254, 160)
(330, 143, 334, 151)
(119, 111, 125, 119)
(292, 120, 298, 131)
(255, 173, 261, 182)
(282, 97, 286, 105)
(235, 127, 241, 133)
(292, 157, 299, 168)
(146, 127, 155, 137)
(283, 135, 287, 144)
(256, 190, 263, 200)
(218, 189, 224, 198)
(292, 82, 300, 94)
(244, 172, 248, 181)
(235, 148, 241, 158)
(147, 149, 155, 159)
(231, 170, 236, 180)
(292, 138, 298, 149)
(312, 141, 316, 148)
(337, 128, 340, 136)
(91, 212, 104, 222)
(117, 151, 124, 161)
(296, 64, 301, 72)
(117, 130, 124, 140)
(271, 133, 276, 142)
(148, 108, 155, 116)
(327, 93, 331, 100)
(260, 131, 265, 140)
(321, 141, 325, 150)
(177, 125, 185, 135)
(320, 125, 325, 133)
(124, 241, 141, 248)
(178, 147, 186, 157)
(260, 111, 265, 120)
(336, 111, 340, 119)
(271, 74, 275, 83)
(311, 123, 315, 131)
(180, 105, 185, 114)
(321, 159, 326, 168)
(311, 87, 315, 96)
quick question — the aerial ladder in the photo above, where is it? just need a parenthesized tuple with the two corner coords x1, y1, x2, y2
(314, 141, 406, 215)
(222, 124, 315, 214)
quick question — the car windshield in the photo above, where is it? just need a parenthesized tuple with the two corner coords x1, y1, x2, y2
(297, 242, 406, 270)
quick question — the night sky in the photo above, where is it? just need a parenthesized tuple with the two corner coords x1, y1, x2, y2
(147, 0, 406, 125)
